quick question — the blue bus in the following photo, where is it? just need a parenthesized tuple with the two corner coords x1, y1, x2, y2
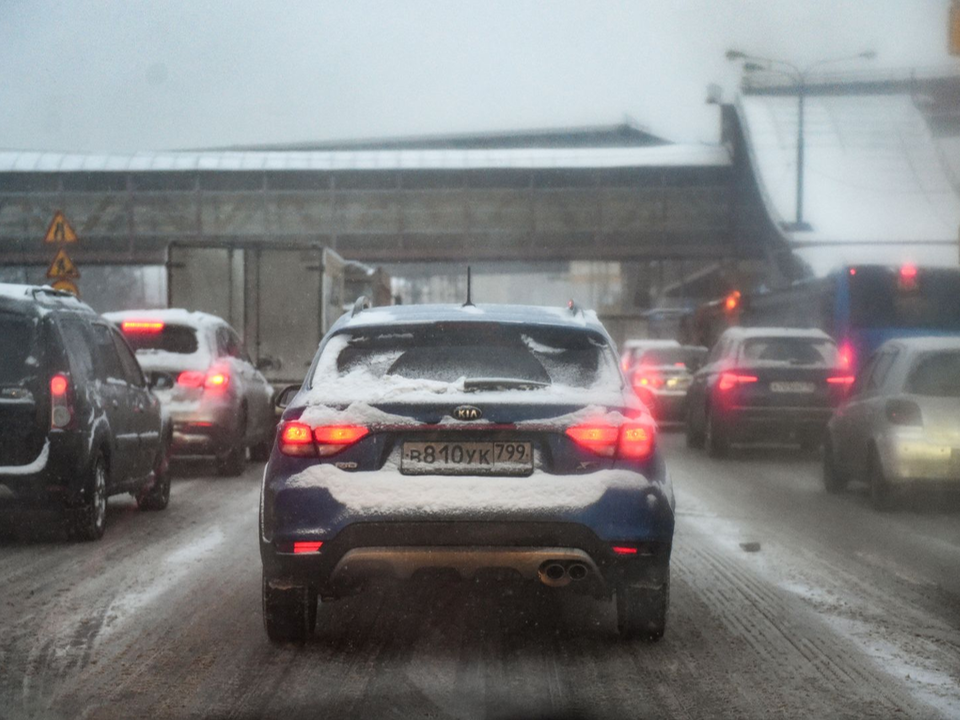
(690, 264, 960, 370)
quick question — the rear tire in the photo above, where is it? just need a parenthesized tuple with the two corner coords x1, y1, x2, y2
(822, 437, 848, 494)
(868, 448, 894, 512)
(249, 434, 274, 462)
(617, 576, 669, 641)
(70, 453, 108, 542)
(705, 407, 729, 459)
(217, 409, 247, 477)
(138, 441, 171, 511)
(262, 575, 317, 644)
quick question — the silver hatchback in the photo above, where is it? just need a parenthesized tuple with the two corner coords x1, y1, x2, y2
(824, 337, 960, 509)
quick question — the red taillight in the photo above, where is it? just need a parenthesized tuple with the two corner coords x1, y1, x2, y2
(204, 371, 229, 391)
(176, 368, 230, 391)
(838, 342, 855, 371)
(278, 422, 370, 457)
(50, 374, 68, 396)
(177, 371, 206, 388)
(293, 541, 323, 554)
(50, 374, 73, 429)
(718, 373, 758, 391)
(900, 263, 917, 279)
(566, 421, 655, 461)
(279, 421, 314, 457)
(566, 425, 620, 457)
(314, 425, 370, 456)
(618, 423, 654, 459)
(121, 320, 165, 333)
(611, 545, 638, 556)
(633, 371, 664, 389)
(827, 376, 855, 386)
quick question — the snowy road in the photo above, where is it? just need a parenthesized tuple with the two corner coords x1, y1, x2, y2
(2, 432, 959, 719)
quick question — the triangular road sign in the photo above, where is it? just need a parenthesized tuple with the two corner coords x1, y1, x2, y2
(43, 210, 78, 243)
(46, 248, 80, 279)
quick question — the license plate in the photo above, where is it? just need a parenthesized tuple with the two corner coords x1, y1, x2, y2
(770, 381, 816, 393)
(666, 377, 690, 390)
(401, 441, 533, 476)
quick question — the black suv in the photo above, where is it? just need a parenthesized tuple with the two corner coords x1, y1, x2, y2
(0, 284, 171, 540)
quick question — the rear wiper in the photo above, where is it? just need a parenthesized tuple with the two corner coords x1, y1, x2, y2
(463, 377, 550, 392)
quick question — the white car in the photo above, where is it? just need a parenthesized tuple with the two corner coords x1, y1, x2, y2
(105, 309, 275, 475)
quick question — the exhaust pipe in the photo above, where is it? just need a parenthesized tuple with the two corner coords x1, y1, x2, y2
(539, 562, 570, 587)
(568, 563, 588, 581)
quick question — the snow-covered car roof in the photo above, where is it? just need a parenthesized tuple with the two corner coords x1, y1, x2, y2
(103, 308, 226, 330)
(878, 336, 960, 355)
(337, 303, 607, 334)
(720, 326, 834, 341)
(0, 282, 94, 315)
(622, 339, 681, 350)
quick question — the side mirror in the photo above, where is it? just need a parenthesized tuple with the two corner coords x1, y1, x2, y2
(150, 374, 174, 391)
(275, 384, 300, 409)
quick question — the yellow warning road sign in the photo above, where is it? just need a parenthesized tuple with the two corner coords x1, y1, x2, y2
(51, 279, 79, 297)
(46, 248, 80, 279)
(43, 210, 78, 243)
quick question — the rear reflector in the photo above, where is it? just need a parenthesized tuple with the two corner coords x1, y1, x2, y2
(611, 545, 638, 556)
(293, 541, 323, 554)
(121, 321, 164, 333)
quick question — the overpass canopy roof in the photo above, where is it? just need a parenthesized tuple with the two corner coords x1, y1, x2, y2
(0, 144, 729, 173)
(738, 91, 960, 276)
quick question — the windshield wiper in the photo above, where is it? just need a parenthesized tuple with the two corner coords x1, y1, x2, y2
(463, 377, 549, 392)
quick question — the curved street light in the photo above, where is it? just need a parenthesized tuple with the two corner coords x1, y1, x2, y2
(727, 50, 877, 231)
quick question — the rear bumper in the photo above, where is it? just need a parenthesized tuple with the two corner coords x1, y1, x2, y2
(721, 406, 833, 440)
(0, 431, 90, 507)
(166, 401, 239, 456)
(261, 521, 671, 599)
(877, 433, 960, 484)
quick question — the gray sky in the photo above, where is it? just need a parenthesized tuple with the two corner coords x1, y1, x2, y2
(1, 1, 955, 153)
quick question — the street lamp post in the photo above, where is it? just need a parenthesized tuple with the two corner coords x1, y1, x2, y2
(726, 50, 876, 232)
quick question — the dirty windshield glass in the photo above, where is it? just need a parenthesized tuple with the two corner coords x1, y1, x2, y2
(3, 3, 960, 719)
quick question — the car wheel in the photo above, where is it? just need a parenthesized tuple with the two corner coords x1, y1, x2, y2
(70, 452, 108, 541)
(685, 404, 704, 449)
(705, 407, 729, 459)
(822, 437, 848, 494)
(217, 409, 247, 477)
(617, 576, 669, 641)
(138, 440, 171, 511)
(868, 448, 894, 512)
(262, 574, 317, 644)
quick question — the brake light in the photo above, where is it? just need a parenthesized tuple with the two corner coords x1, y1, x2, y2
(566, 421, 655, 461)
(611, 545, 638, 556)
(177, 371, 205, 388)
(566, 425, 619, 457)
(121, 320, 165, 333)
(176, 368, 230, 391)
(293, 541, 323, 554)
(900, 264, 917, 279)
(204, 370, 229, 391)
(827, 376, 855, 386)
(50, 373, 73, 429)
(633, 369, 664, 389)
(718, 373, 758, 391)
(278, 423, 371, 457)
(279, 421, 315, 457)
(838, 342, 855, 370)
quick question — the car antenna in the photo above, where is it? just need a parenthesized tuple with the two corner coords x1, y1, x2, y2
(463, 266, 475, 307)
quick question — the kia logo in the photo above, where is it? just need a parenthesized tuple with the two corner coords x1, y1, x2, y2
(453, 405, 482, 421)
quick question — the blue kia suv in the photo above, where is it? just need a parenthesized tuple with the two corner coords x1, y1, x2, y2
(259, 302, 675, 642)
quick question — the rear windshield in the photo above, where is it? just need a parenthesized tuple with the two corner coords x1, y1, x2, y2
(638, 346, 707, 370)
(0, 312, 37, 384)
(316, 323, 619, 391)
(740, 337, 838, 366)
(121, 324, 199, 354)
(907, 351, 960, 398)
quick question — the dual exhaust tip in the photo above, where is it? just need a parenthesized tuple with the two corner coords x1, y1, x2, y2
(539, 561, 589, 587)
